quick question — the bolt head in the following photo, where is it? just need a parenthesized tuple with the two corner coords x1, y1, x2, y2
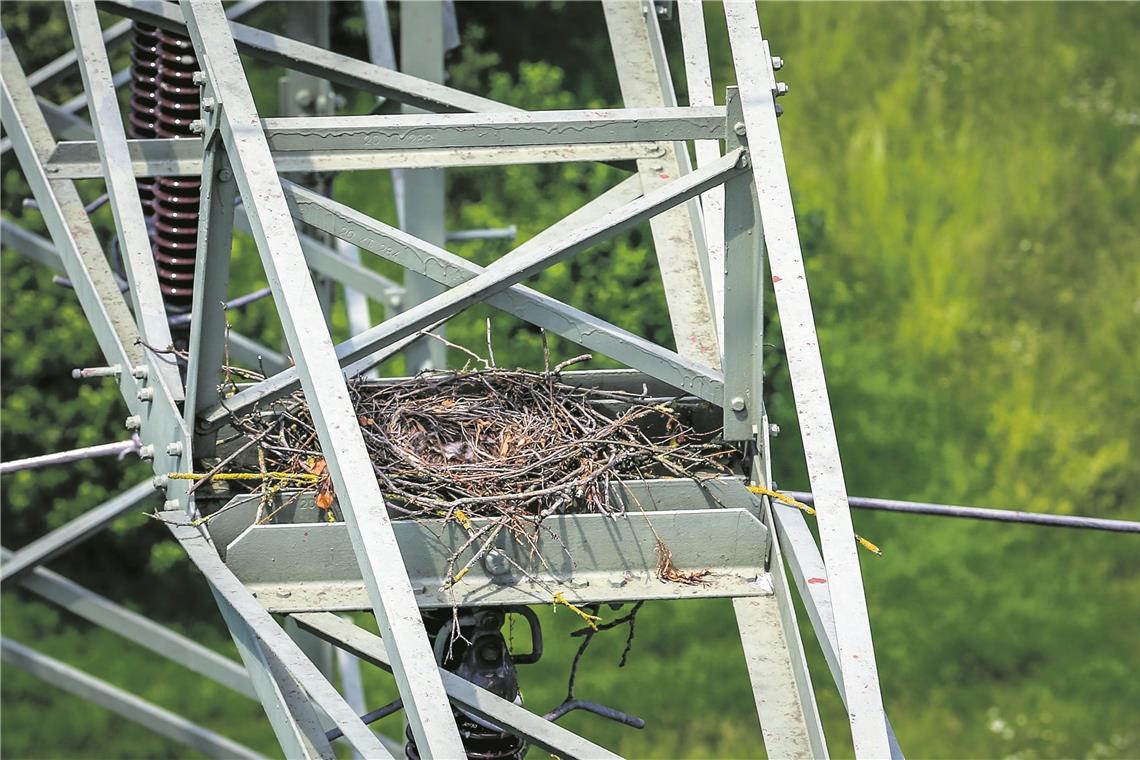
(131, 365, 148, 379)
(163, 499, 180, 510)
(125, 415, 142, 430)
(769, 423, 781, 437)
(152, 475, 168, 489)
(772, 56, 784, 71)
(217, 168, 233, 182)
(188, 120, 205, 134)
(137, 387, 154, 402)
(166, 442, 183, 456)
(733, 121, 747, 137)
(482, 549, 511, 576)
(738, 151, 751, 168)
(139, 445, 155, 460)
(775, 81, 789, 96)
(192, 71, 207, 85)
(730, 396, 746, 412)
(201, 97, 215, 112)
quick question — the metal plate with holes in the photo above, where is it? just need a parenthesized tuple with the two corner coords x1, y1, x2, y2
(209, 477, 771, 612)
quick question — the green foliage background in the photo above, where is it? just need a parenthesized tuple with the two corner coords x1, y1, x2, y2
(2, 2, 1138, 758)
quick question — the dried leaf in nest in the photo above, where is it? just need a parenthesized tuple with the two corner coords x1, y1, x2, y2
(655, 538, 711, 585)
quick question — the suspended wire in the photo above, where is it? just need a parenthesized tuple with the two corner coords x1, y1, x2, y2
(785, 491, 1140, 535)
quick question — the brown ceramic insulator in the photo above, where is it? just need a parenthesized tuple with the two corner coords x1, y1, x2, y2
(154, 31, 202, 139)
(147, 29, 203, 316)
(150, 176, 202, 313)
(128, 23, 161, 218)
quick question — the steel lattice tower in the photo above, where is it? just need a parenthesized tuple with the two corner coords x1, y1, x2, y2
(0, 1, 902, 757)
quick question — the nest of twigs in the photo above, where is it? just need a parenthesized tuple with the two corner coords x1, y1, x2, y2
(215, 360, 735, 524)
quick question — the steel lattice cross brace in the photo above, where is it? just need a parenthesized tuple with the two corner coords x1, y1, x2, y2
(0, 1, 901, 757)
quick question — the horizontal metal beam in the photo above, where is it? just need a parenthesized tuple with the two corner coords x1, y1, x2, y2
(292, 613, 623, 760)
(263, 107, 726, 151)
(0, 480, 154, 588)
(44, 137, 661, 179)
(0, 637, 266, 760)
(217, 505, 768, 611)
(1, 547, 256, 700)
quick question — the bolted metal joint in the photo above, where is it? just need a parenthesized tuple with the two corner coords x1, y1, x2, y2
(136, 387, 154, 402)
(188, 119, 206, 135)
(166, 442, 183, 457)
(138, 445, 155, 461)
(730, 396, 747, 412)
(191, 70, 207, 86)
(775, 82, 789, 97)
(124, 415, 142, 430)
(772, 55, 785, 71)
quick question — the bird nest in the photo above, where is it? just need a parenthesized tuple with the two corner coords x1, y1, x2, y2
(205, 359, 736, 528)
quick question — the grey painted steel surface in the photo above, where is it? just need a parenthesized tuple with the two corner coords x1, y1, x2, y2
(678, 0, 727, 346)
(175, 2, 464, 754)
(212, 587, 338, 760)
(262, 107, 726, 150)
(772, 505, 905, 759)
(165, 514, 396, 758)
(44, 136, 662, 178)
(603, 0, 721, 370)
(183, 132, 237, 458)
(293, 613, 623, 760)
(400, 0, 448, 373)
(64, 0, 184, 401)
(735, 448, 828, 758)
(0, 480, 153, 588)
(218, 506, 769, 612)
(720, 89, 763, 440)
(724, 5, 890, 755)
(0, 547, 256, 700)
(0, 637, 266, 760)
(197, 149, 743, 430)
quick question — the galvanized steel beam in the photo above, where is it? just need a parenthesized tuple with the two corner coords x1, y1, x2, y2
(0, 637, 266, 760)
(603, 0, 721, 369)
(773, 505, 905, 759)
(1, 547, 256, 700)
(44, 136, 661, 179)
(174, 2, 463, 753)
(0, 480, 154, 588)
(263, 107, 726, 151)
(724, 4, 890, 755)
(292, 612, 623, 760)
(165, 514, 396, 758)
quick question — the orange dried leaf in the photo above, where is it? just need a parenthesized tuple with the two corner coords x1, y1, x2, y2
(315, 490, 334, 510)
